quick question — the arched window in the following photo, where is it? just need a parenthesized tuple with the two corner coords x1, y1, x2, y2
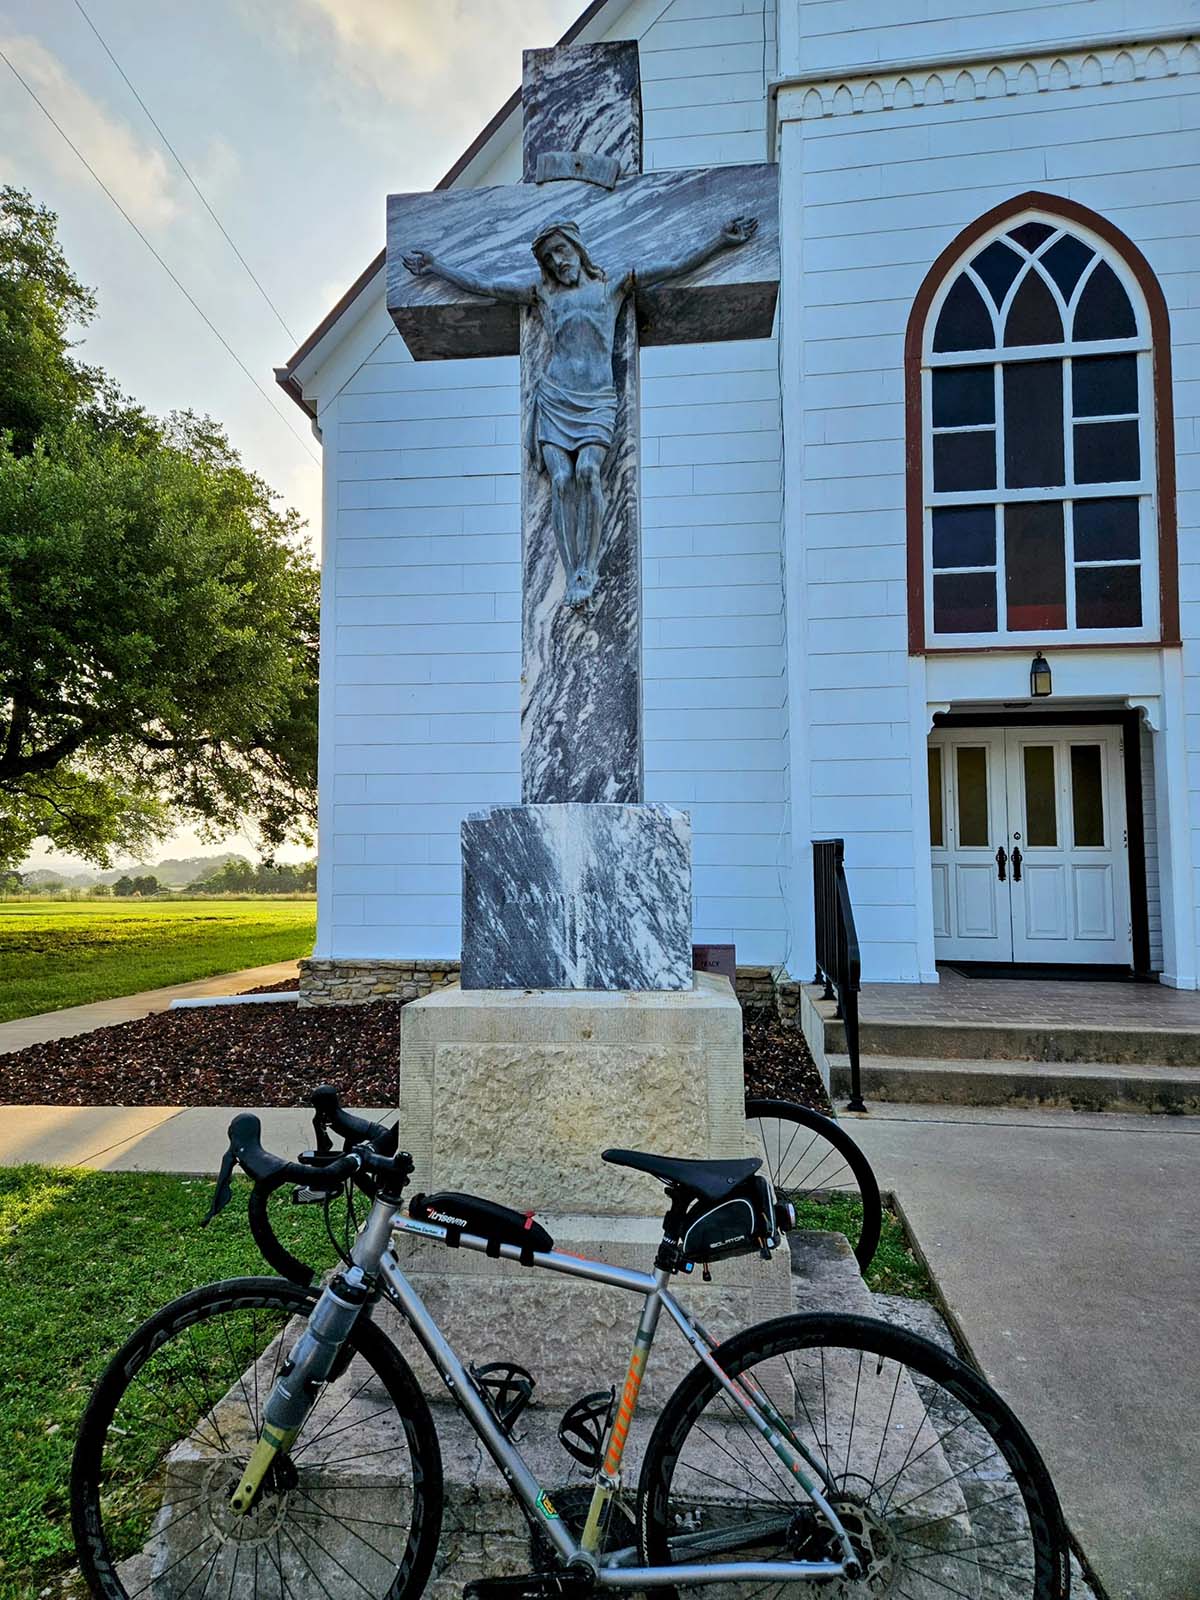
(906, 193, 1177, 651)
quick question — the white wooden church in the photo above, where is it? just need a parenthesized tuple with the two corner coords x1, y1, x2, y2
(278, 0, 1200, 992)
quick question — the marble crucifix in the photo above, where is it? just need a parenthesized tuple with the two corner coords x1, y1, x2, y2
(386, 40, 779, 811)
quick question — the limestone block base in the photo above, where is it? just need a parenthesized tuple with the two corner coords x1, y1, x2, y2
(397, 973, 753, 1212)
(383, 1212, 795, 1410)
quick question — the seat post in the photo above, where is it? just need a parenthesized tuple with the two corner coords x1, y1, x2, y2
(654, 1184, 691, 1271)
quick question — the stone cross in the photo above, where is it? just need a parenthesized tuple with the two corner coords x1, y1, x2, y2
(386, 40, 778, 810)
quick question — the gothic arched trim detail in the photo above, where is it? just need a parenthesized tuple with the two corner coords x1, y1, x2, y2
(905, 190, 1178, 653)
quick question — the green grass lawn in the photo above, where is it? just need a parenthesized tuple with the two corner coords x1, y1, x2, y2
(793, 1193, 935, 1301)
(0, 1165, 333, 1600)
(0, 900, 315, 1024)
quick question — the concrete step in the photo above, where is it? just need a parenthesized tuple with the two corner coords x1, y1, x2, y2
(830, 1053, 1200, 1113)
(823, 1012, 1200, 1067)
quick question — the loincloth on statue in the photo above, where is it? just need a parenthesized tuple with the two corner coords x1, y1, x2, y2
(525, 377, 617, 469)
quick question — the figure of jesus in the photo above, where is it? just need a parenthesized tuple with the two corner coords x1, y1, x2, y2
(403, 215, 757, 606)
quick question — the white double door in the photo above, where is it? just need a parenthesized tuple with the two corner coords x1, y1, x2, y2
(930, 726, 1132, 965)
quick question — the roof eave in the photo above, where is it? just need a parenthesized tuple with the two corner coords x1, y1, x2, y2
(275, 0, 616, 414)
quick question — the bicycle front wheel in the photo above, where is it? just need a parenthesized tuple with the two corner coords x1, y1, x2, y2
(746, 1098, 883, 1272)
(638, 1312, 1069, 1600)
(71, 1277, 443, 1600)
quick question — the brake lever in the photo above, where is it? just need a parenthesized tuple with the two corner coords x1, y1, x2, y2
(201, 1143, 238, 1227)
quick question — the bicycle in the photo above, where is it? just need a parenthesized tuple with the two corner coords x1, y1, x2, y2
(246, 1090, 884, 1284)
(71, 1094, 1070, 1600)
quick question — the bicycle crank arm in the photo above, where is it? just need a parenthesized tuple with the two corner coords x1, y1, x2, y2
(228, 1422, 298, 1515)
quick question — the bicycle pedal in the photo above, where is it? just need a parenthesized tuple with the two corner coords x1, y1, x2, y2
(469, 1361, 536, 1436)
(464, 1569, 594, 1600)
(558, 1388, 615, 1473)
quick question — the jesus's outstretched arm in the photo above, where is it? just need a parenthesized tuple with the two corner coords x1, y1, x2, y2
(635, 215, 758, 287)
(402, 249, 536, 305)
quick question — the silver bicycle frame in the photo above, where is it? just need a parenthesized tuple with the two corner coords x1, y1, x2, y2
(370, 1207, 858, 1584)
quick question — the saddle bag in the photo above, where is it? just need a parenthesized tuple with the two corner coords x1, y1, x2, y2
(680, 1174, 778, 1265)
(409, 1190, 554, 1263)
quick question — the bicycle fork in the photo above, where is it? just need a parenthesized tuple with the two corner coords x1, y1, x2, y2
(228, 1195, 399, 1515)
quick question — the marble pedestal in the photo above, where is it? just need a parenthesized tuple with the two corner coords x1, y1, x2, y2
(460, 802, 692, 991)
(393, 974, 784, 1403)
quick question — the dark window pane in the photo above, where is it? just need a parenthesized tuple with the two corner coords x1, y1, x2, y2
(1022, 746, 1058, 846)
(933, 571, 997, 633)
(1073, 260, 1137, 340)
(1004, 270, 1063, 346)
(933, 274, 995, 352)
(928, 748, 944, 848)
(932, 505, 996, 568)
(933, 431, 996, 492)
(1042, 233, 1094, 299)
(1005, 501, 1066, 631)
(932, 364, 995, 426)
(1073, 497, 1140, 561)
(1070, 746, 1105, 846)
(956, 746, 990, 845)
(972, 240, 1024, 307)
(1009, 221, 1055, 251)
(1072, 354, 1138, 417)
(1075, 564, 1142, 628)
(1074, 420, 1140, 483)
(1004, 360, 1064, 487)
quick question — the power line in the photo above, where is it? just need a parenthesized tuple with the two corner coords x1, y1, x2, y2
(1, 45, 320, 467)
(71, 0, 298, 345)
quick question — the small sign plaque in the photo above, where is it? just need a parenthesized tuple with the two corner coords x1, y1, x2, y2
(692, 943, 736, 982)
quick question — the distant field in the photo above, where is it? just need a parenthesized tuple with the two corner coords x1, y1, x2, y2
(0, 900, 315, 1024)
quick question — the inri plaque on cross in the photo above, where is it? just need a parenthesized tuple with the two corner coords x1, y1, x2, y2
(387, 41, 779, 811)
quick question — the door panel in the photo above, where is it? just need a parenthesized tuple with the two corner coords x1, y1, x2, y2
(1007, 728, 1130, 964)
(929, 730, 1010, 960)
(1073, 864, 1117, 940)
(931, 725, 1132, 966)
(956, 863, 1001, 938)
(1019, 863, 1068, 941)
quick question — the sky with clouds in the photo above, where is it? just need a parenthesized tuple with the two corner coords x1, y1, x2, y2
(3, 0, 582, 866)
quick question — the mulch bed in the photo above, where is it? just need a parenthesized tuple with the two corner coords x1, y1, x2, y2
(0, 995, 827, 1112)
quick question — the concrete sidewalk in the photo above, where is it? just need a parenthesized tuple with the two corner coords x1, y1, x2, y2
(849, 1102, 1200, 1600)
(0, 960, 300, 1055)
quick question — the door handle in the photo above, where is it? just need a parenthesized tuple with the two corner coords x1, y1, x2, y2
(1011, 846, 1023, 883)
(995, 847, 1007, 882)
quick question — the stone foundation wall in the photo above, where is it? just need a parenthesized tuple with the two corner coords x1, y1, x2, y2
(298, 958, 459, 1006)
(300, 956, 802, 1020)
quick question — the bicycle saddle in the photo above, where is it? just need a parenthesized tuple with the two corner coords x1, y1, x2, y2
(602, 1148, 761, 1201)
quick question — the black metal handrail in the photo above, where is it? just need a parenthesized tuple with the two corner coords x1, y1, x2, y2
(813, 838, 865, 1112)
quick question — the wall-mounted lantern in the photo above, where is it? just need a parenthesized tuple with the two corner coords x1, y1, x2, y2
(1030, 652, 1052, 698)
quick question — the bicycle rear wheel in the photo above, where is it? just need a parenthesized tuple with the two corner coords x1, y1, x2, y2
(746, 1098, 883, 1272)
(638, 1312, 1069, 1600)
(71, 1277, 442, 1600)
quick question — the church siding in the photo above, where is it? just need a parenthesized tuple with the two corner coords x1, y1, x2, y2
(780, 25, 1200, 984)
(315, 0, 789, 968)
(782, 0, 1190, 78)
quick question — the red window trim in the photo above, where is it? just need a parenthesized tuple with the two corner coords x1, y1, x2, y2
(905, 190, 1179, 654)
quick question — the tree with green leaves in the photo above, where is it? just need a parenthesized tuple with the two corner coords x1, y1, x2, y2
(0, 187, 318, 870)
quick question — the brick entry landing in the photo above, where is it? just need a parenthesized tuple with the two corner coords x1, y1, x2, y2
(858, 966, 1200, 1031)
(822, 968, 1200, 1112)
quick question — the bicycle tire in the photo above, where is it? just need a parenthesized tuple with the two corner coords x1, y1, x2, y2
(71, 1276, 443, 1600)
(638, 1311, 1069, 1600)
(746, 1097, 883, 1272)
